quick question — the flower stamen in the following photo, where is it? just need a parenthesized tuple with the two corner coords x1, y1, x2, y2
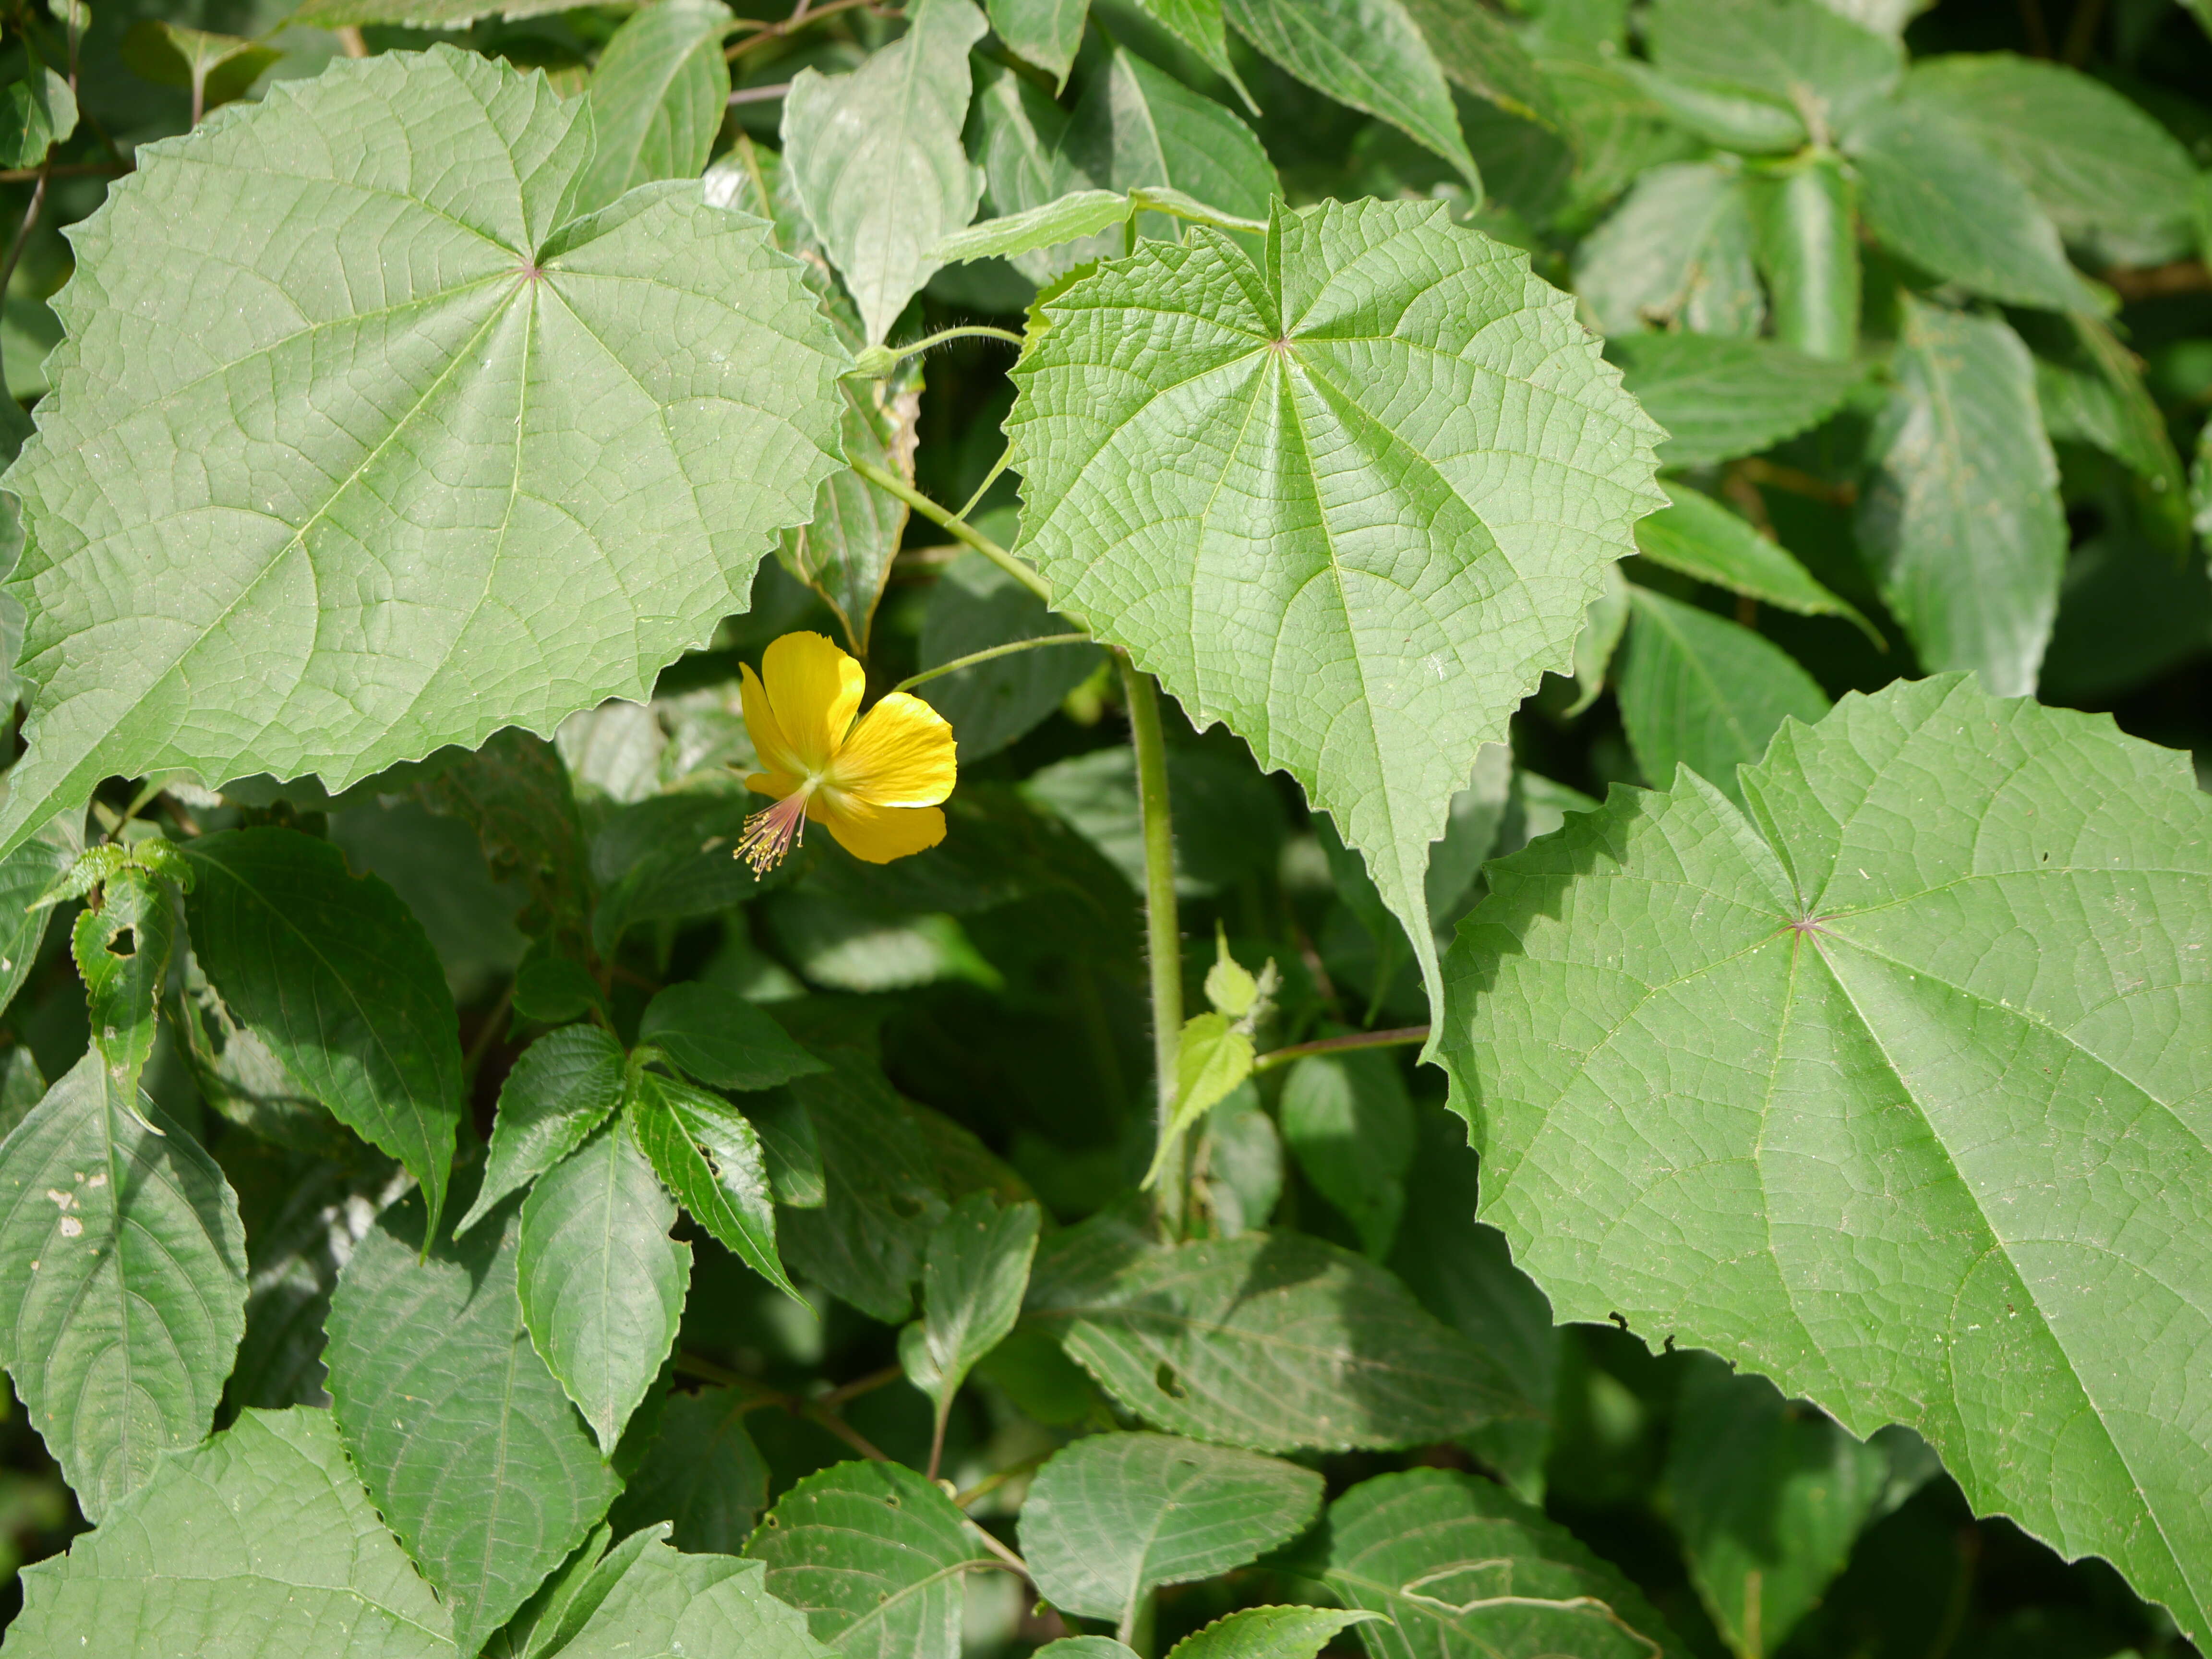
(737, 792, 809, 876)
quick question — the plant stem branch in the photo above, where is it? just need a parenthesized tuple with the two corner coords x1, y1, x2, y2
(966, 1522, 1030, 1578)
(893, 633, 1090, 694)
(851, 457, 1053, 603)
(727, 0, 885, 58)
(819, 1362, 904, 1409)
(1252, 1024, 1428, 1074)
(1118, 651, 1186, 1235)
(954, 1451, 1047, 1509)
(727, 82, 791, 105)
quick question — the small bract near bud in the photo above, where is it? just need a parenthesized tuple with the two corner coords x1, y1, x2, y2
(846, 344, 900, 380)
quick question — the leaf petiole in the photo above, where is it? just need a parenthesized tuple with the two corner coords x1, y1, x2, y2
(891, 633, 1092, 696)
(850, 457, 1055, 603)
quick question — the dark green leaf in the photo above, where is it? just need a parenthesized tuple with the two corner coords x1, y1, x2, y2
(1845, 99, 2105, 314)
(901, 1192, 1041, 1418)
(1172, 1607, 1387, 1659)
(1608, 332, 1863, 468)
(0, 70, 74, 168)
(1443, 674, 2212, 1639)
(782, 0, 987, 343)
(0, 1045, 44, 1143)
(1320, 1468, 1688, 1658)
(7, 1407, 456, 1659)
(747, 1460, 993, 1659)
(1575, 160, 1763, 337)
(119, 22, 281, 114)
(1663, 1353, 1888, 1657)
(1856, 298, 2063, 697)
(1027, 1224, 1513, 1450)
(184, 828, 464, 1237)
(1634, 484, 1874, 637)
(1223, 0, 1477, 186)
(460, 1025, 626, 1237)
(576, 0, 733, 215)
(1279, 1047, 1415, 1260)
(416, 729, 595, 947)
(1615, 61, 1804, 153)
(640, 983, 827, 1092)
(0, 1052, 246, 1520)
(1749, 149, 1859, 361)
(511, 949, 610, 1028)
(326, 1187, 620, 1655)
(609, 1386, 769, 1553)
(519, 1121, 691, 1454)
(1022, 1432, 1323, 1624)
(917, 551, 1105, 761)
(1617, 587, 1831, 806)
(630, 1070, 798, 1301)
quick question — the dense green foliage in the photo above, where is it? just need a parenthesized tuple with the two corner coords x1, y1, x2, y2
(0, 0, 2205, 1657)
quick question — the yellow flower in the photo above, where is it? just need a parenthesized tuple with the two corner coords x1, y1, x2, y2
(736, 631, 957, 874)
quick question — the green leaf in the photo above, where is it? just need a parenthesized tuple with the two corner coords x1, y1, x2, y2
(0, 1052, 246, 1521)
(1009, 197, 1662, 1037)
(461, 1025, 627, 1238)
(72, 864, 174, 1098)
(1575, 160, 1763, 337)
(287, 0, 572, 28)
(1634, 484, 1875, 638)
(485, 1524, 656, 1659)
(416, 729, 596, 948)
(1844, 98, 2106, 314)
(7, 1407, 456, 1659)
(608, 1385, 769, 1552)
(1319, 1467, 1688, 1658)
(1396, 0, 1562, 129)
(1146, 1012, 1255, 1186)
(1441, 674, 2212, 1641)
(1645, 0, 1900, 133)
(1617, 588, 1830, 806)
(1614, 62, 1804, 154)
(0, 69, 75, 168)
(1022, 1432, 1324, 1625)
(0, 47, 846, 858)
(1663, 1353, 1888, 1658)
(177, 952, 354, 1158)
(512, 949, 611, 1027)
(1856, 297, 2063, 698)
(1037, 1643, 1140, 1659)
(1024, 744, 1285, 900)
(1607, 333, 1863, 468)
(591, 793, 763, 954)
(1065, 45, 1279, 241)
(552, 1537, 835, 1659)
(629, 1070, 798, 1301)
(1223, 0, 1477, 188)
(639, 983, 828, 1092)
(752, 1089, 826, 1208)
(776, 1047, 947, 1321)
(1171, 1607, 1389, 1659)
(1566, 564, 1630, 719)
(576, 0, 734, 216)
(1027, 1223, 1513, 1450)
(916, 549, 1106, 760)
(2026, 313, 2191, 542)
(1749, 149, 1859, 361)
(184, 827, 464, 1238)
(766, 893, 1000, 993)
(747, 1460, 993, 1659)
(1279, 1047, 1414, 1259)
(989, 0, 1088, 85)
(119, 22, 281, 115)
(0, 1045, 44, 1143)
(1203, 926, 1261, 1017)
(1903, 54, 2202, 263)
(902, 1192, 1041, 1418)
(782, 0, 987, 344)
(326, 1186, 621, 1655)
(1126, 0, 1247, 99)
(937, 189, 1131, 264)
(518, 1120, 691, 1454)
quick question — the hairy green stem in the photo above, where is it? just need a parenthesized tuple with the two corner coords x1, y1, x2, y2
(1252, 1023, 1428, 1074)
(892, 633, 1091, 695)
(850, 458, 1054, 603)
(1118, 651, 1186, 1234)
(892, 325, 1026, 358)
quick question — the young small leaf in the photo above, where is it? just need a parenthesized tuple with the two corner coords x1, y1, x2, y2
(902, 1192, 1042, 1421)
(185, 828, 464, 1237)
(6, 1408, 455, 1659)
(72, 864, 175, 1099)
(518, 1120, 691, 1454)
(460, 1025, 625, 1237)
(639, 982, 828, 1092)
(631, 1070, 797, 1300)
(326, 1187, 620, 1655)
(1021, 1432, 1323, 1625)
(1145, 1013, 1255, 1187)
(747, 1460, 993, 1659)
(781, 0, 987, 344)
(0, 1053, 246, 1520)
(1616, 587, 1831, 807)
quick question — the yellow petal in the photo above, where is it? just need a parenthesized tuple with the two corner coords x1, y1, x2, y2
(816, 798, 947, 864)
(827, 692, 957, 808)
(739, 663, 806, 782)
(745, 769, 804, 800)
(762, 631, 864, 773)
